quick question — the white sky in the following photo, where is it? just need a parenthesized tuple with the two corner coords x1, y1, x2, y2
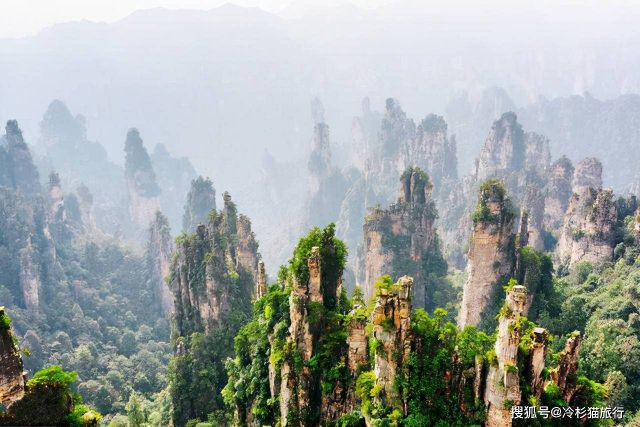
(0, 0, 393, 38)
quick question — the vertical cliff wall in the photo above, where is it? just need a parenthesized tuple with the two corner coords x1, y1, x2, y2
(556, 187, 617, 269)
(361, 167, 445, 310)
(459, 180, 516, 328)
(146, 212, 175, 316)
(484, 285, 527, 427)
(0, 308, 26, 409)
(124, 128, 161, 229)
(169, 192, 260, 425)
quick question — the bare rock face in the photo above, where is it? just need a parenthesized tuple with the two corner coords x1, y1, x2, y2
(361, 167, 439, 308)
(124, 128, 161, 228)
(551, 333, 582, 403)
(19, 240, 41, 311)
(543, 156, 574, 231)
(280, 247, 323, 423)
(572, 157, 603, 195)
(474, 112, 525, 182)
(458, 180, 515, 328)
(522, 187, 546, 251)
(484, 285, 527, 427)
(0, 308, 26, 409)
(170, 193, 259, 336)
(526, 327, 549, 401)
(404, 114, 458, 191)
(256, 260, 267, 299)
(146, 212, 174, 316)
(371, 276, 413, 413)
(556, 188, 617, 269)
(306, 121, 351, 232)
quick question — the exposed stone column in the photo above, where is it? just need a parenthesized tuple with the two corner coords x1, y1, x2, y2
(484, 285, 527, 427)
(556, 188, 616, 269)
(0, 308, 26, 409)
(458, 181, 515, 328)
(256, 260, 267, 299)
(544, 156, 574, 231)
(526, 327, 549, 401)
(308, 246, 322, 304)
(551, 332, 582, 403)
(19, 240, 40, 311)
(371, 276, 413, 414)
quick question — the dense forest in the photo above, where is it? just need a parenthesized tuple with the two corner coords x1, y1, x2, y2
(1, 88, 640, 427)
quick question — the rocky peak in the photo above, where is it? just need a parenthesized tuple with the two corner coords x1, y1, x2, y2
(1, 120, 41, 195)
(475, 112, 525, 181)
(124, 128, 161, 228)
(551, 333, 582, 403)
(308, 123, 332, 192)
(371, 276, 413, 412)
(170, 192, 259, 337)
(484, 285, 527, 427)
(572, 157, 603, 194)
(256, 260, 267, 299)
(405, 114, 458, 189)
(361, 167, 443, 309)
(146, 212, 174, 316)
(305, 120, 350, 231)
(521, 186, 545, 251)
(458, 180, 515, 328)
(0, 308, 26, 409)
(379, 98, 415, 160)
(182, 176, 216, 232)
(556, 187, 617, 269)
(544, 155, 574, 230)
(39, 100, 86, 147)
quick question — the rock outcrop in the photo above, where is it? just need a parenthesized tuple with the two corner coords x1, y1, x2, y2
(151, 143, 197, 232)
(361, 167, 443, 309)
(484, 285, 527, 427)
(146, 212, 174, 316)
(306, 120, 350, 231)
(572, 157, 603, 195)
(404, 114, 458, 192)
(543, 156, 574, 231)
(0, 121, 41, 196)
(556, 187, 617, 269)
(551, 333, 582, 403)
(458, 180, 515, 328)
(371, 276, 412, 412)
(0, 308, 26, 409)
(337, 100, 462, 280)
(170, 192, 259, 336)
(182, 176, 216, 232)
(169, 192, 260, 425)
(522, 187, 545, 251)
(19, 240, 41, 312)
(124, 128, 161, 229)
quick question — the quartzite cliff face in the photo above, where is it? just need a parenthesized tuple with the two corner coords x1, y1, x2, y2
(458, 180, 515, 328)
(556, 187, 617, 269)
(0, 308, 26, 409)
(361, 167, 443, 309)
(169, 192, 261, 425)
(170, 192, 259, 336)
